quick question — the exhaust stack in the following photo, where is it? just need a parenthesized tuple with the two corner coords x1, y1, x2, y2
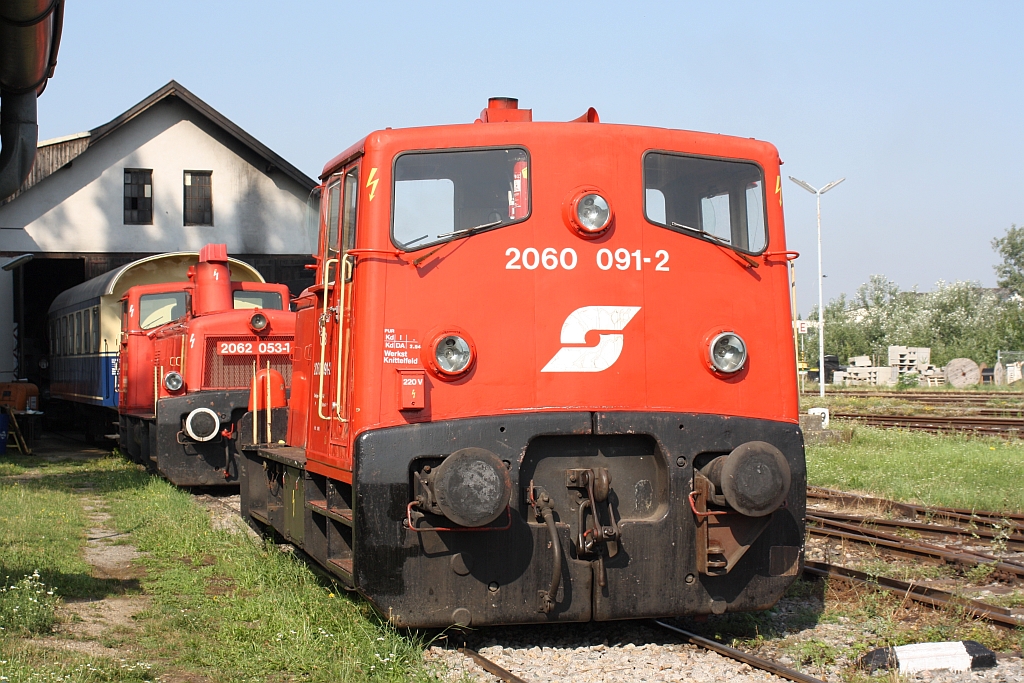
(191, 244, 233, 315)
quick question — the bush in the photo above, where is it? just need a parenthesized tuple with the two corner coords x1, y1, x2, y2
(804, 275, 1021, 368)
(0, 571, 58, 636)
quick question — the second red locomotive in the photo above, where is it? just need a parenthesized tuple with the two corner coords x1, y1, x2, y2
(119, 244, 295, 485)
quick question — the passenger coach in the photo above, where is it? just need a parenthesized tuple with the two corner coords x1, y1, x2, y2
(240, 99, 805, 628)
(47, 250, 267, 441)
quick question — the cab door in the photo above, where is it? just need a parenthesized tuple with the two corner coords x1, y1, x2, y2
(307, 174, 343, 461)
(328, 165, 360, 469)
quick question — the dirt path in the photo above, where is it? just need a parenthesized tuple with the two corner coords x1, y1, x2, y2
(30, 486, 149, 659)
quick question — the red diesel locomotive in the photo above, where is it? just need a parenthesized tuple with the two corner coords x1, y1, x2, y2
(239, 99, 804, 628)
(119, 244, 295, 486)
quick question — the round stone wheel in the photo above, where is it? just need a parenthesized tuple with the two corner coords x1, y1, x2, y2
(944, 358, 981, 388)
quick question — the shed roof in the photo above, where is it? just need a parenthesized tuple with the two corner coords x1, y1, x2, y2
(5, 80, 316, 203)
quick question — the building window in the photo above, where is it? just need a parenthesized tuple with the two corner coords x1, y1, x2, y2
(183, 171, 213, 225)
(124, 169, 153, 224)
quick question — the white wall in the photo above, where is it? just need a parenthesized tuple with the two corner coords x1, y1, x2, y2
(0, 97, 315, 255)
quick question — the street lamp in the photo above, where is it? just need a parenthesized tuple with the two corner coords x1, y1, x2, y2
(789, 177, 844, 397)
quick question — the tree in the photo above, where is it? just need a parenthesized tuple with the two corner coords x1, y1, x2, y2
(993, 224, 1024, 297)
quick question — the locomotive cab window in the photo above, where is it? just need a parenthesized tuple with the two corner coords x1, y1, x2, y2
(644, 152, 767, 254)
(392, 147, 530, 250)
(233, 291, 283, 310)
(139, 292, 188, 330)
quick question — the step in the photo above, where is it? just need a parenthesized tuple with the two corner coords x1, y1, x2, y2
(249, 509, 269, 524)
(327, 557, 354, 585)
(305, 499, 353, 526)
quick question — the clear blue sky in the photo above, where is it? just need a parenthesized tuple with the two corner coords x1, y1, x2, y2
(40, 1, 1024, 315)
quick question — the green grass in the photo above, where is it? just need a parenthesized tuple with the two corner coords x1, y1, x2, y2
(105, 476, 438, 682)
(0, 644, 157, 683)
(0, 451, 443, 683)
(806, 425, 1024, 512)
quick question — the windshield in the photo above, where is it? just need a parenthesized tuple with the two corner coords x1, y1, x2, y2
(392, 147, 530, 250)
(233, 291, 283, 310)
(644, 153, 767, 254)
(139, 292, 188, 330)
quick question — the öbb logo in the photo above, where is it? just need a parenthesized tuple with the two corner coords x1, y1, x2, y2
(541, 306, 641, 373)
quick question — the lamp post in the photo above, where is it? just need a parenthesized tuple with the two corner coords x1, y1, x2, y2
(788, 177, 844, 397)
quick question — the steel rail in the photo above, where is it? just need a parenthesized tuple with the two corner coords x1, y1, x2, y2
(458, 647, 530, 683)
(807, 509, 1024, 550)
(832, 412, 1024, 435)
(652, 620, 826, 683)
(806, 523, 1024, 579)
(832, 394, 1016, 406)
(803, 561, 1024, 630)
(830, 390, 1023, 401)
(807, 486, 1024, 527)
(807, 515, 1024, 569)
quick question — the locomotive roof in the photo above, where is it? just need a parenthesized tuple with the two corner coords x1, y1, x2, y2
(48, 251, 265, 315)
(320, 97, 779, 179)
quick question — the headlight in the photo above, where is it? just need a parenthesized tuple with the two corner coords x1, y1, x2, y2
(164, 371, 183, 391)
(435, 335, 472, 375)
(709, 332, 747, 373)
(576, 194, 610, 232)
(249, 312, 269, 332)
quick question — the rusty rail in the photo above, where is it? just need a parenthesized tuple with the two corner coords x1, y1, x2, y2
(807, 509, 1024, 550)
(807, 486, 1024, 528)
(829, 390, 1024, 405)
(803, 561, 1024, 629)
(653, 620, 826, 683)
(458, 647, 530, 683)
(832, 412, 1024, 435)
(806, 519, 1024, 579)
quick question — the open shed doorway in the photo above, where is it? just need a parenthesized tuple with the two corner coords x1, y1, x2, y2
(19, 257, 85, 391)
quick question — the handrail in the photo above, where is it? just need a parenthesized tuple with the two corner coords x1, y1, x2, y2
(316, 258, 339, 421)
(334, 254, 353, 422)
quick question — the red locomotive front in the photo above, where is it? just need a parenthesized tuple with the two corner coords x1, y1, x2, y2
(119, 244, 295, 486)
(240, 100, 804, 627)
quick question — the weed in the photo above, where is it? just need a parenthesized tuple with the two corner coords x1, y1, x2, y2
(964, 561, 997, 584)
(0, 571, 58, 635)
(786, 638, 840, 668)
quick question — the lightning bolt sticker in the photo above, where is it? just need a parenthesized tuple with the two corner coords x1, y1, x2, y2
(776, 175, 782, 207)
(366, 167, 379, 201)
(190, 334, 195, 349)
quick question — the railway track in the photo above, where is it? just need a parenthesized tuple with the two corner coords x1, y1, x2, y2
(803, 561, 1024, 630)
(808, 486, 1024, 527)
(455, 623, 828, 683)
(828, 391, 1024, 406)
(806, 486, 1024, 630)
(652, 621, 826, 683)
(831, 411, 1024, 435)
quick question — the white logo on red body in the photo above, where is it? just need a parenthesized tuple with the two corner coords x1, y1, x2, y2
(541, 306, 641, 373)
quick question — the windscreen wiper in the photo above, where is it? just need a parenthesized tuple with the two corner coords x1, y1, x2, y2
(436, 219, 502, 240)
(413, 219, 504, 267)
(403, 234, 430, 248)
(670, 222, 759, 268)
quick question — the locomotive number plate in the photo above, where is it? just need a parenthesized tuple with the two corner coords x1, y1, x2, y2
(217, 341, 292, 355)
